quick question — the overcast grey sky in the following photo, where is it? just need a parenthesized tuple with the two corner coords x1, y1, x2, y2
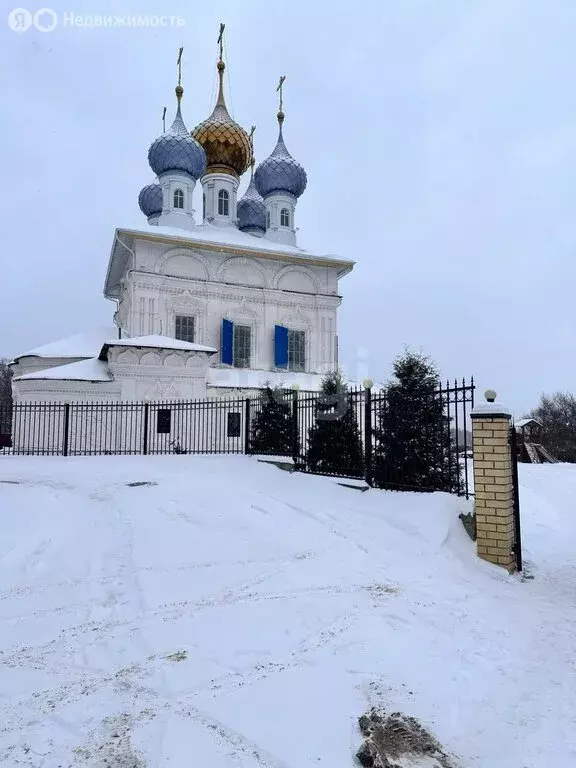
(1, 0, 575, 414)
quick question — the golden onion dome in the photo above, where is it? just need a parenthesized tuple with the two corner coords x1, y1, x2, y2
(191, 59, 251, 178)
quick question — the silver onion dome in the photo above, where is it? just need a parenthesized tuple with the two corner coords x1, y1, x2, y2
(254, 111, 307, 199)
(138, 182, 162, 218)
(148, 86, 206, 179)
(238, 160, 266, 233)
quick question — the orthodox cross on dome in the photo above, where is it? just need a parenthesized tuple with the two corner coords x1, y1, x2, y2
(162, 106, 166, 133)
(217, 22, 225, 61)
(175, 45, 184, 102)
(276, 75, 286, 110)
(276, 75, 286, 123)
(177, 46, 183, 86)
(214, 23, 228, 108)
(248, 125, 256, 169)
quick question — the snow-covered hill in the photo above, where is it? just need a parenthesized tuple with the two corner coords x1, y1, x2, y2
(0, 456, 575, 767)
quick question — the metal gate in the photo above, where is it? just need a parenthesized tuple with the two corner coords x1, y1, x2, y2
(509, 426, 523, 571)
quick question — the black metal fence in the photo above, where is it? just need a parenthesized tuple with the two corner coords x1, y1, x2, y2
(285, 379, 475, 497)
(0, 378, 474, 497)
(0, 398, 248, 456)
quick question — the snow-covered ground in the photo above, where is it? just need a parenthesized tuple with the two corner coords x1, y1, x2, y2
(0, 456, 575, 767)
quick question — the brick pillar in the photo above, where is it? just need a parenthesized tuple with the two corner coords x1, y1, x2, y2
(471, 390, 516, 572)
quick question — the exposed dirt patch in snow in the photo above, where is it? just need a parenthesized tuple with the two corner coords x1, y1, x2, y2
(73, 713, 148, 767)
(357, 709, 458, 767)
(165, 650, 188, 662)
(458, 512, 476, 541)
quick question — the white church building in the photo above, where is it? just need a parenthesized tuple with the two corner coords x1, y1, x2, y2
(11, 40, 354, 408)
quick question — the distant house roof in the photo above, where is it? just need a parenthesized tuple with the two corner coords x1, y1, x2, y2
(13, 327, 117, 362)
(516, 418, 542, 429)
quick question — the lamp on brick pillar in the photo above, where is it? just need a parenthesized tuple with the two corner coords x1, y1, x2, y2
(471, 389, 516, 572)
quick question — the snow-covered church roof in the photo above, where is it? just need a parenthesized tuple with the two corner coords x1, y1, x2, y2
(105, 225, 355, 299)
(14, 357, 113, 382)
(99, 334, 217, 358)
(13, 327, 117, 362)
(13, 335, 218, 383)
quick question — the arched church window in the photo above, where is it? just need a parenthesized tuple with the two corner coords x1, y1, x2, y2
(202, 193, 206, 220)
(174, 189, 184, 209)
(218, 189, 229, 216)
(280, 208, 290, 227)
(266, 210, 270, 229)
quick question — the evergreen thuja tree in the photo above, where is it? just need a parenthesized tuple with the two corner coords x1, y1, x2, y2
(250, 387, 296, 456)
(373, 350, 460, 492)
(306, 371, 364, 477)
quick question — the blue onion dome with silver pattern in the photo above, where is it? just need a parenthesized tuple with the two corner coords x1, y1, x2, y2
(254, 111, 307, 199)
(138, 182, 162, 218)
(237, 158, 266, 233)
(148, 86, 206, 179)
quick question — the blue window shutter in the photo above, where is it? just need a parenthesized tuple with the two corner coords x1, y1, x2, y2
(274, 325, 288, 368)
(222, 319, 233, 365)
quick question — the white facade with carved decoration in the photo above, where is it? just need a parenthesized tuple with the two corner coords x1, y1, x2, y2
(107, 227, 346, 386)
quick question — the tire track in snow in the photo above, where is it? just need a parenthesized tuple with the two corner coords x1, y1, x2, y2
(0, 558, 322, 730)
(0, 551, 314, 664)
(175, 704, 291, 768)
(0, 578, 397, 754)
(0, 601, 369, 742)
(0, 577, 392, 675)
(0, 554, 308, 604)
(184, 609, 363, 703)
(146, 610, 367, 766)
(257, 492, 375, 556)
